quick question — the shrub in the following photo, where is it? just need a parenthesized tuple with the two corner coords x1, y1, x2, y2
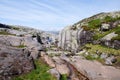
(60, 74, 68, 80)
(81, 26, 91, 31)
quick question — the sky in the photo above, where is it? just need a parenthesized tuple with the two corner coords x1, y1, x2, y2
(0, 0, 120, 31)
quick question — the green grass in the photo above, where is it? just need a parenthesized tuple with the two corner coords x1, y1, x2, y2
(85, 44, 120, 55)
(88, 19, 101, 29)
(112, 35, 120, 41)
(0, 31, 15, 36)
(85, 55, 97, 60)
(103, 16, 120, 23)
(60, 74, 68, 80)
(12, 59, 57, 80)
(85, 54, 104, 64)
(93, 25, 120, 40)
(15, 45, 26, 48)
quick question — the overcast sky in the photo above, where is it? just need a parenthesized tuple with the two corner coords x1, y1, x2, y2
(0, 0, 120, 31)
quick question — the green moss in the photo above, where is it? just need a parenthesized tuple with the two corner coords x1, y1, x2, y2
(60, 74, 68, 80)
(12, 60, 57, 80)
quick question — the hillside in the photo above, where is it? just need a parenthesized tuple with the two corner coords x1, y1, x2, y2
(0, 11, 120, 80)
(58, 10, 120, 72)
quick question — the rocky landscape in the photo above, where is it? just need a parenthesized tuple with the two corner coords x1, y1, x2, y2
(0, 11, 120, 80)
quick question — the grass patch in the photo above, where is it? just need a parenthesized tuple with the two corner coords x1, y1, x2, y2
(88, 19, 101, 29)
(0, 31, 15, 36)
(85, 55, 96, 60)
(60, 74, 68, 80)
(93, 25, 120, 40)
(85, 54, 104, 64)
(15, 45, 26, 48)
(85, 44, 120, 55)
(112, 35, 120, 41)
(12, 59, 57, 80)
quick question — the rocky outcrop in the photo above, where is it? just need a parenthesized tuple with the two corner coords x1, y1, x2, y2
(0, 35, 43, 59)
(58, 11, 120, 51)
(0, 44, 34, 80)
(61, 56, 120, 80)
(58, 26, 93, 52)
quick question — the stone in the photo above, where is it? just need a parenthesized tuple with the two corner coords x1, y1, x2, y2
(64, 57, 120, 80)
(100, 53, 108, 59)
(53, 57, 70, 75)
(100, 23, 110, 31)
(48, 68, 60, 80)
(105, 56, 117, 65)
(41, 52, 55, 68)
(101, 32, 118, 41)
(0, 35, 23, 46)
(0, 45, 34, 80)
(113, 40, 120, 49)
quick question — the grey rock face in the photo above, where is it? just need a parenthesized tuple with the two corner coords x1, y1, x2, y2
(0, 45, 34, 80)
(0, 35, 43, 59)
(58, 26, 93, 52)
(0, 35, 23, 46)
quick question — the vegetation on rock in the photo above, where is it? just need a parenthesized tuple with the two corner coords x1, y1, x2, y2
(0, 30, 15, 36)
(12, 59, 57, 80)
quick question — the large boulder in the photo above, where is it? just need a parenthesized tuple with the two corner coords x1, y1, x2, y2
(41, 52, 55, 68)
(0, 35, 23, 46)
(0, 35, 43, 59)
(63, 56, 120, 80)
(0, 44, 34, 80)
(100, 32, 120, 49)
(53, 57, 70, 76)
